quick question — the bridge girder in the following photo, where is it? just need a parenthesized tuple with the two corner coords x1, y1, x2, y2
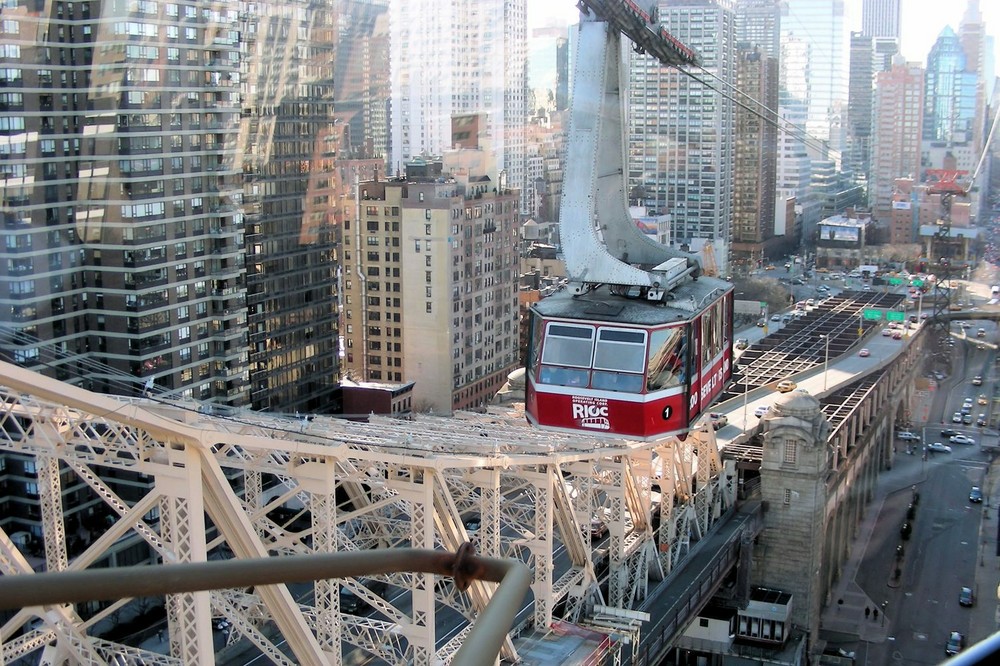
(0, 361, 731, 663)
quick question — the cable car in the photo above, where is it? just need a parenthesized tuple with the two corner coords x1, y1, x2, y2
(526, 282, 733, 440)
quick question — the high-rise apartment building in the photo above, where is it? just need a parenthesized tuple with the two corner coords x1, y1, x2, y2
(732, 45, 778, 262)
(241, 3, 348, 414)
(871, 63, 925, 224)
(627, 0, 736, 261)
(341, 156, 520, 413)
(0, 1, 250, 405)
(389, 0, 528, 212)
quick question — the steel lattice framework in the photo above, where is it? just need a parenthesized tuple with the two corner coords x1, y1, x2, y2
(0, 361, 734, 665)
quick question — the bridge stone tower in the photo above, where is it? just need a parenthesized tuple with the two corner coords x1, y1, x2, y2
(753, 391, 832, 646)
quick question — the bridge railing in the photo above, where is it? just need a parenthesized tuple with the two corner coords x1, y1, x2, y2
(630, 506, 763, 665)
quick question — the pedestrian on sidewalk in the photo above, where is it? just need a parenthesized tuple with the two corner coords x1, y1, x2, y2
(873, 608, 879, 621)
(864, 606, 870, 620)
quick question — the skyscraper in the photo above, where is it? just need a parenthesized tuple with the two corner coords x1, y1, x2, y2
(846, 33, 874, 181)
(923, 27, 978, 145)
(780, 0, 848, 154)
(862, 0, 901, 41)
(775, 35, 817, 239)
(736, 0, 781, 58)
(0, 1, 249, 405)
(389, 0, 528, 212)
(241, 3, 349, 414)
(627, 0, 736, 262)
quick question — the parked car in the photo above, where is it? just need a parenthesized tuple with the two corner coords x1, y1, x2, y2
(946, 631, 964, 656)
(969, 487, 983, 504)
(950, 434, 976, 446)
(959, 586, 975, 606)
(754, 405, 770, 418)
(776, 380, 797, 393)
(928, 442, 953, 453)
(708, 413, 728, 430)
(859, 348, 871, 358)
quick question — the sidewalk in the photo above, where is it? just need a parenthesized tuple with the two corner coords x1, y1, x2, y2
(819, 450, 928, 645)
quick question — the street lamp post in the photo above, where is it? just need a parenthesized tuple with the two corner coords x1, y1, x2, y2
(821, 334, 830, 391)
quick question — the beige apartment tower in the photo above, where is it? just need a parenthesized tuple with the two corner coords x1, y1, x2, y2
(342, 159, 520, 413)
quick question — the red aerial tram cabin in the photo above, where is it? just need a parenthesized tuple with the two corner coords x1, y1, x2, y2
(525, 280, 733, 440)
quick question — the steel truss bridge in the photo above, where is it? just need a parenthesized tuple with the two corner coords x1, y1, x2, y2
(0, 361, 735, 665)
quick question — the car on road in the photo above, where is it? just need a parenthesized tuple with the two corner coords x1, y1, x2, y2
(941, 428, 960, 437)
(973, 375, 984, 386)
(978, 394, 989, 405)
(891, 330, 903, 340)
(946, 631, 964, 656)
(859, 348, 871, 358)
(952, 412, 963, 423)
(735, 338, 749, 350)
(928, 442, 953, 453)
(771, 314, 781, 322)
(959, 586, 975, 606)
(978, 414, 988, 426)
(963, 413, 973, 424)
(881, 328, 892, 336)
(950, 434, 976, 445)
(897, 431, 921, 442)
(590, 517, 609, 540)
(978, 328, 986, 338)
(463, 513, 481, 533)
(969, 487, 983, 504)
(754, 405, 770, 418)
(756, 318, 765, 327)
(776, 380, 797, 393)
(340, 579, 389, 614)
(708, 413, 728, 430)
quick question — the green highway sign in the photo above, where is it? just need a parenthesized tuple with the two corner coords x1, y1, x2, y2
(911, 279, 924, 287)
(889, 278, 904, 285)
(886, 311, 905, 322)
(863, 309, 884, 321)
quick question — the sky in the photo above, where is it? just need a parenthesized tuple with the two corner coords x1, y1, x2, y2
(529, 0, 1000, 74)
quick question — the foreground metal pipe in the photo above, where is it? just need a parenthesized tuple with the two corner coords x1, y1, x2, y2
(0, 545, 531, 665)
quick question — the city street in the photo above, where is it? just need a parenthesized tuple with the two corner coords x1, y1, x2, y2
(820, 317, 1000, 664)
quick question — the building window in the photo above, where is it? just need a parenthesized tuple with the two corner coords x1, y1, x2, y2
(783, 488, 792, 505)
(426, 302, 433, 313)
(783, 439, 797, 465)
